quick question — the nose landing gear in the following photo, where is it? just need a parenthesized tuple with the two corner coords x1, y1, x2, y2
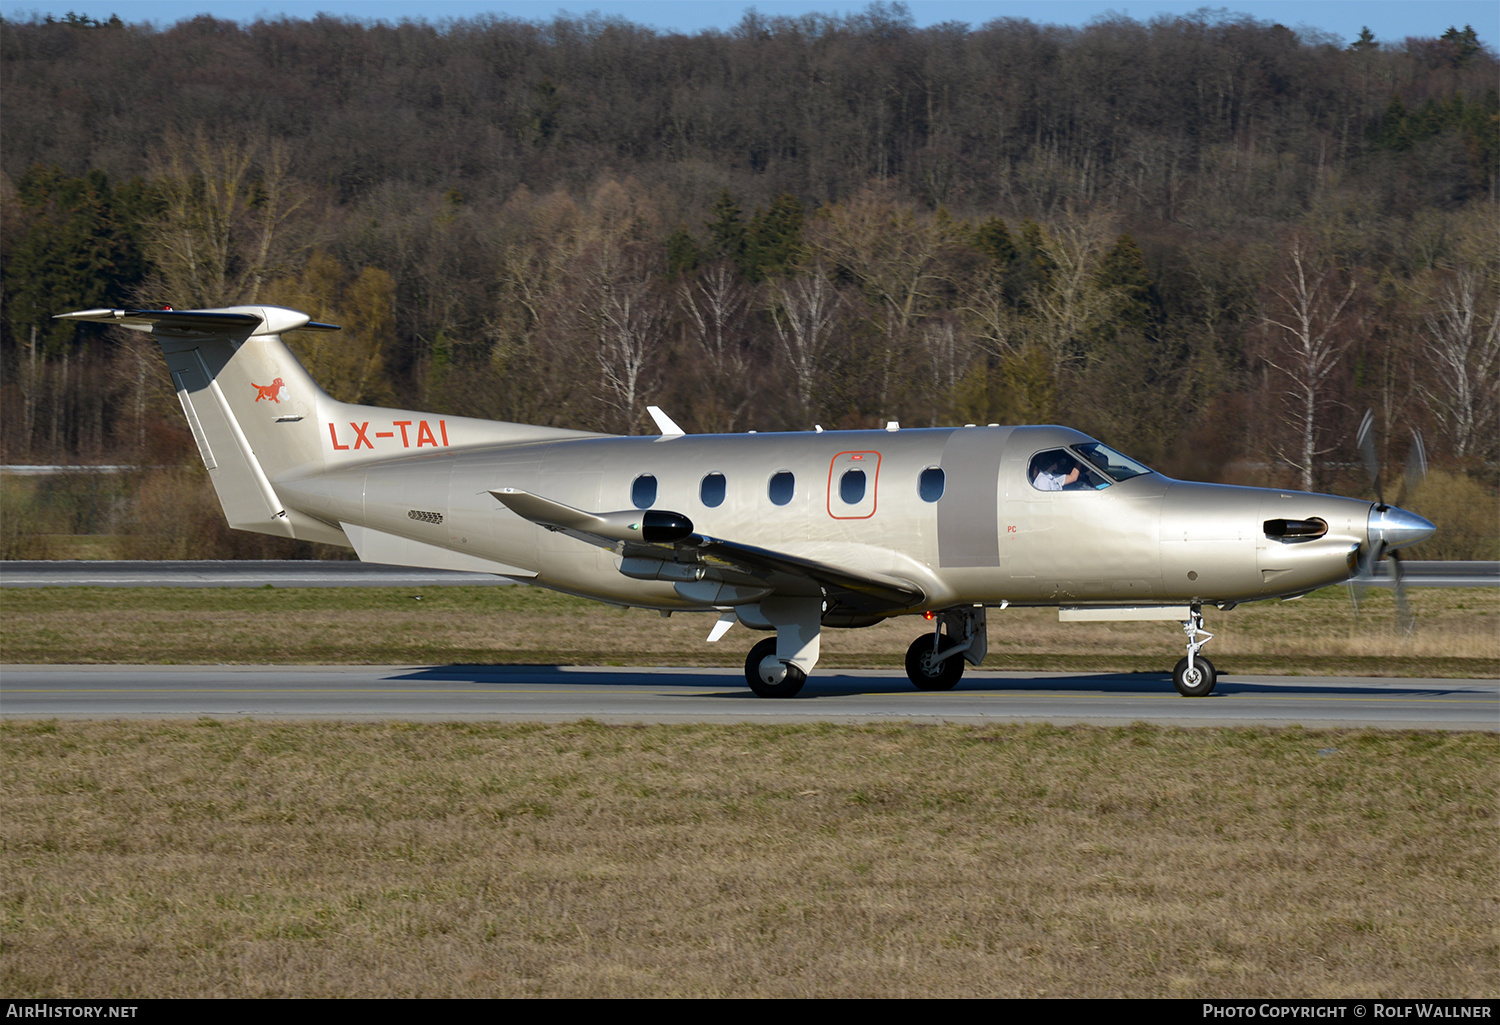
(1172, 606, 1217, 697)
(903, 605, 988, 691)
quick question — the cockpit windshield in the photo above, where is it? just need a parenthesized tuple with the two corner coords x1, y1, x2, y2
(1073, 442, 1153, 483)
(1029, 442, 1155, 492)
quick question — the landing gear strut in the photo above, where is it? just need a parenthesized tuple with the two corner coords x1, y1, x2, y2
(1172, 605, 1217, 697)
(904, 605, 988, 691)
(738, 596, 822, 698)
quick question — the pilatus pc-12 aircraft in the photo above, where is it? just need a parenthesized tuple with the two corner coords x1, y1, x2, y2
(59, 304, 1435, 698)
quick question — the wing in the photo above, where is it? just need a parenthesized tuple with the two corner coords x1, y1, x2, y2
(491, 488, 925, 616)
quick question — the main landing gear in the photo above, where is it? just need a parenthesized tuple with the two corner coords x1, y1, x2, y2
(1172, 606, 1217, 697)
(737, 596, 822, 699)
(745, 637, 807, 698)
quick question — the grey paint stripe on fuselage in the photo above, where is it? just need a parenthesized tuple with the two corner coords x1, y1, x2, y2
(937, 426, 1011, 568)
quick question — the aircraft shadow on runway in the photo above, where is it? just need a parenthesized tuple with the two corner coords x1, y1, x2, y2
(388, 665, 1487, 700)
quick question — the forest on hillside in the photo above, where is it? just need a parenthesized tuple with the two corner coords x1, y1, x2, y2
(1, 5, 1496, 557)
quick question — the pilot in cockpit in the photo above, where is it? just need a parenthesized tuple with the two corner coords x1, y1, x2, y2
(1032, 454, 1082, 491)
(1030, 449, 1114, 491)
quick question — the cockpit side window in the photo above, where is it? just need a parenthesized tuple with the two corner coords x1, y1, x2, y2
(1028, 449, 1109, 492)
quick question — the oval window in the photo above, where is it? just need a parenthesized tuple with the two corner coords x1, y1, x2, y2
(919, 466, 945, 502)
(631, 474, 657, 509)
(768, 471, 795, 506)
(700, 472, 726, 508)
(839, 468, 866, 505)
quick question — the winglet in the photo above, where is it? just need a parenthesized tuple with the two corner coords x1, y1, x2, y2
(647, 406, 685, 437)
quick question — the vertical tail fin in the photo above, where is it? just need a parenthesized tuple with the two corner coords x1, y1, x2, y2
(56, 305, 344, 543)
(58, 304, 603, 547)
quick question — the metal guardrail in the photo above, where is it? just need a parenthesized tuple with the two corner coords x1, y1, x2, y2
(1, 560, 1495, 589)
(0, 560, 518, 588)
(0, 465, 141, 475)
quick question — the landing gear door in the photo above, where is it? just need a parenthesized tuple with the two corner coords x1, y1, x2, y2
(827, 450, 880, 520)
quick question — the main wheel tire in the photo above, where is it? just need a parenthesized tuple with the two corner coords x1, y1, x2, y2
(905, 634, 965, 691)
(1172, 655, 1217, 697)
(744, 637, 807, 698)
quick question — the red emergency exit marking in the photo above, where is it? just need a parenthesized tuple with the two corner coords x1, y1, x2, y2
(328, 419, 450, 452)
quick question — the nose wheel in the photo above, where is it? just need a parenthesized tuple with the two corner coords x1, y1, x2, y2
(905, 635, 965, 690)
(1173, 606, 1217, 697)
(1172, 654, 1217, 697)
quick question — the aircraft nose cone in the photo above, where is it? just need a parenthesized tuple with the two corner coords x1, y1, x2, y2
(1368, 505, 1435, 553)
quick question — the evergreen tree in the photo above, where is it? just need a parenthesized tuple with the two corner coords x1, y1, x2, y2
(1097, 233, 1155, 333)
(1440, 25, 1482, 66)
(704, 190, 747, 266)
(4, 166, 155, 355)
(666, 227, 701, 278)
(971, 216, 1017, 267)
(745, 193, 805, 281)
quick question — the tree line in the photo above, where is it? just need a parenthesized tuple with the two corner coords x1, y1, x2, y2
(0, 6, 1495, 557)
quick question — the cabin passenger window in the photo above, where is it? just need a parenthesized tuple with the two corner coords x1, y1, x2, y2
(839, 468, 866, 505)
(918, 467, 945, 502)
(768, 471, 795, 506)
(631, 474, 658, 509)
(700, 472, 726, 508)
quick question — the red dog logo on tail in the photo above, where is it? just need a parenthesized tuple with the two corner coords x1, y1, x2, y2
(252, 378, 286, 403)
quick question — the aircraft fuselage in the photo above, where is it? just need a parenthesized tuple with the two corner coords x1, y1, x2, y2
(281, 423, 1370, 618)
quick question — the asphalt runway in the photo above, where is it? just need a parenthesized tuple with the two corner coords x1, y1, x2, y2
(3, 664, 1494, 730)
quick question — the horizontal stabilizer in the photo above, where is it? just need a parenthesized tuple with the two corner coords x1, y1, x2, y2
(56, 306, 340, 336)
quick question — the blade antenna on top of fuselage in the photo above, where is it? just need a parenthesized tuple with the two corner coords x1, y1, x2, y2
(647, 406, 685, 438)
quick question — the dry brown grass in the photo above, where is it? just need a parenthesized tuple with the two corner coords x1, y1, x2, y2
(1, 720, 1494, 998)
(2, 584, 1495, 678)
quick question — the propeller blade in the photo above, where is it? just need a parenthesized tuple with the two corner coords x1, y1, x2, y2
(1401, 430, 1428, 504)
(1390, 549, 1414, 636)
(1356, 409, 1384, 506)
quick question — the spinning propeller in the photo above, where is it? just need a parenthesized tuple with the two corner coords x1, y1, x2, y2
(1352, 410, 1431, 633)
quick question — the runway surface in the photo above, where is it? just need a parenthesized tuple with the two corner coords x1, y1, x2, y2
(3, 664, 1494, 730)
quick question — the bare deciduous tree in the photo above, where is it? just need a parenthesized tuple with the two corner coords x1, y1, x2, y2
(147, 130, 308, 308)
(1026, 210, 1127, 375)
(921, 317, 974, 427)
(581, 245, 668, 434)
(678, 261, 752, 431)
(1258, 237, 1359, 492)
(1418, 266, 1500, 464)
(768, 267, 843, 421)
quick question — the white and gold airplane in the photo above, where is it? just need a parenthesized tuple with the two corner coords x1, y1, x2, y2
(58, 304, 1434, 698)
